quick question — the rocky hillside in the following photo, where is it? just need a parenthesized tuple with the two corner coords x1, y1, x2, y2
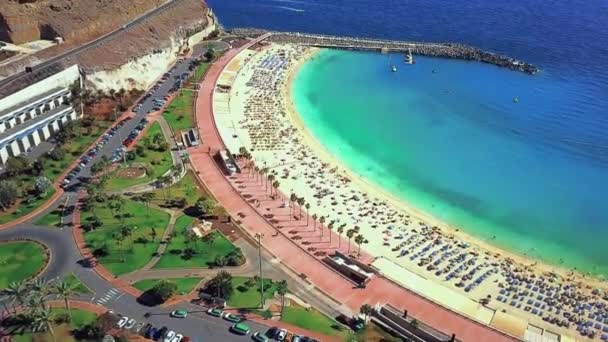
(0, 0, 167, 44)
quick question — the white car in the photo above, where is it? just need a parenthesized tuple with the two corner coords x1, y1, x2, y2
(116, 316, 128, 328)
(170, 334, 184, 342)
(125, 318, 136, 329)
(275, 329, 288, 341)
(164, 331, 176, 342)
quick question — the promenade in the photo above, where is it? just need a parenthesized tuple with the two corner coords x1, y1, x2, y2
(189, 36, 517, 342)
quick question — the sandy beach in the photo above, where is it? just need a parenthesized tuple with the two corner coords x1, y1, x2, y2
(212, 43, 608, 341)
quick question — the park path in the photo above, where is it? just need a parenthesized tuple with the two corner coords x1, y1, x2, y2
(188, 36, 517, 342)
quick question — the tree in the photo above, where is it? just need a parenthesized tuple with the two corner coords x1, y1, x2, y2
(304, 203, 310, 225)
(34, 176, 52, 196)
(267, 174, 275, 195)
(272, 180, 280, 198)
(289, 193, 297, 219)
(196, 197, 217, 217)
(150, 280, 178, 303)
(5, 156, 29, 176)
(276, 280, 288, 318)
(204, 47, 216, 62)
(297, 197, 305, 219)
(204, 271, 233, 300)
(355, 234, 368, 258)
(337, 224, 346, 249)
(346, 229, 355, 253)
(54, 280, 75, 320)
(0, 180, 19, 211)
(31, 308, 56, 342)
(312, 214, 318, 231)
(48, 148, 66, 161)
(150, 227, 158, 242)
(139, 192, 155, 217)
(4, 280, 28, 314)
(360, 304, 373, 323)
(260, 167, 268, 191)
(319, 216, 326, 237)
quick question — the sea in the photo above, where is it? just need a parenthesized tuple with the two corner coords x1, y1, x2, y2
(207, 0, 608, 276)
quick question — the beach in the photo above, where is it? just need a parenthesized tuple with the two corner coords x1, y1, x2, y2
(213, 43, 608, 341)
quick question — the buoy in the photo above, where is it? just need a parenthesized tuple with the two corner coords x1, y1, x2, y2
(513, 96, 519, 103)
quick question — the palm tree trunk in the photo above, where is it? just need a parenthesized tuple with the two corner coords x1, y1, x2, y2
(65, 298, 71, 320)
(338, 235, 341, 249)
(348, 239, 351, 253)
(47, 322, 56, 342)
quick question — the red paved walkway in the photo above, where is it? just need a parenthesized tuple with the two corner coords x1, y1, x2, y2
(189, 37, 517, 342)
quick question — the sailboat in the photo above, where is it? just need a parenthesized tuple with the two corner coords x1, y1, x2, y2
(404, 48, 415, 64)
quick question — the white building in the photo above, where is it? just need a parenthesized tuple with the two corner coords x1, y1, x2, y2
(0, 65, 81, 164)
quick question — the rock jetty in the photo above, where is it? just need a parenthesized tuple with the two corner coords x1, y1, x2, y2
(230, 28, 539, 75)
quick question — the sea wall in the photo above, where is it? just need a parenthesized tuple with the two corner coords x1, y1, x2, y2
(230, 28, 539, 74)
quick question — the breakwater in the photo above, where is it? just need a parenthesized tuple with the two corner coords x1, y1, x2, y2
(229, 28, 539, 74)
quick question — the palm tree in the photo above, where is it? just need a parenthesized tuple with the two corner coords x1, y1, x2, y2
(319, 216, 326, 237)
(54, 280, 75, 320)
(355, 234, 368, 258)
(276, 280, 288, 318)
(272, 180, 280, 198)
(4, 280, 28, 314)
(297, 197, 305, 219)
(304, 203, 310, 226)
(260, 167, 268, 189)
(289, 193, 297, 220)
(267, 174, 275, 195)
(337, 224, 346, 249)
(346, 229, 355, 253)
(140, 192, 155, 217)
(254, 166, 260, 183)
(31, 308, 56, 342)
(312, 214, 318, 231)
(360, 304, 373, 323)
(327, 221, 335, 243)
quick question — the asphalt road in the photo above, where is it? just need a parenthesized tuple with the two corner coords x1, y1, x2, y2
(0, 0, 185, 91)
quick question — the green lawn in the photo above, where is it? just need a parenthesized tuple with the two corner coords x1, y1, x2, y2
(7, 308, 98, 342)
(81, 198, 170, 276)
(163, 90, 194, 132)
(132, 277, 202, 295)
(0, 241, 48, 288)
(193, 62, 210, 82)
(62, 273, 91, 295)
(227, 277, 279, 309)
(0, 120, 111, 224)
(153, 170, 207, 206)
(0, 189, 55, 225)
(34, 208, 63, 227)
(105, 122, 173, 191)
(154, 222, 239, 268)
(282, 304, 349, 338)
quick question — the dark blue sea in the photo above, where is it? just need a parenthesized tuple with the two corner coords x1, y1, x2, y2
(207, 0, 608, 275)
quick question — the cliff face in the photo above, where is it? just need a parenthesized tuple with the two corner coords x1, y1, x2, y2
(0, 0, 167, 44)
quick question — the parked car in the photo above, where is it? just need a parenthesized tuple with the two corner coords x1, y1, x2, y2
(230, 323, 250, 335)
(164, 330, 176, 342)
(223, 313, 244, 323)
(125, 318, 136, 329)
(170, 309, 188, 318)
(116, 317, 128, 328)
(252, 332, 269, 342)
(141, 323, 153, 336)
(274, 328, 287, 341)
(170, 333, 183, 342)
(207, 307, 223, 317)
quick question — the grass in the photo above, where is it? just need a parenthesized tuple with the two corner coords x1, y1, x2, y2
(282, 304, 350, 339)
(192, 62, 211, 82)
(0, 241, 48, 289)
(81, 198, 170, 276)
(62, 273, 91, 295)
(0, 189, 55, 225)
(105, 122, 173, 191)
(7, 308, 98, 342)
(0, 120, 111, 224)
(153, 170, 207, 206)
(154, 222, 239, 269)
(163, 90, 195, 132)
(34, 208, 63, 227)
(227, 277, 279, 309)
(348, 322, 405, 342)
(132, 277, 202, 295)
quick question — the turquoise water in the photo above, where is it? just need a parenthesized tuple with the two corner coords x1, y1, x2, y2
(292, 50, 608, 276)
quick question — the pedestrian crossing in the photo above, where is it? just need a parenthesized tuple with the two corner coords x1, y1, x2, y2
(93, 288, 121, 305)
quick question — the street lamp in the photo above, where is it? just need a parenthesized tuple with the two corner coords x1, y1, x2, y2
(255, 233, 265, 308)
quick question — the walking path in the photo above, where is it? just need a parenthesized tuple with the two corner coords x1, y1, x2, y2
(189, 36, 517, 342)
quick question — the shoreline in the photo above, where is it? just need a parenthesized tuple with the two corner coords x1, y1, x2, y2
(282, 47, 606, 289)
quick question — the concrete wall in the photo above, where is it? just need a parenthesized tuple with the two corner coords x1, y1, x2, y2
(0, 64, 80, 113)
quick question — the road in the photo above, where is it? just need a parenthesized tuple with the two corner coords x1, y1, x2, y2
(0, 0, 185, 91)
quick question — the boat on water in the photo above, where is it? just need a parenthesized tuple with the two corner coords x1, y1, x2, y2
(388, 54, 397, 72)
(404, 48, 415, 64)
(391, 65, 397, 72)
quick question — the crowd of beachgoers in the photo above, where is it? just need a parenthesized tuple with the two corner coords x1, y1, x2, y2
(217, 43, 608, 341)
